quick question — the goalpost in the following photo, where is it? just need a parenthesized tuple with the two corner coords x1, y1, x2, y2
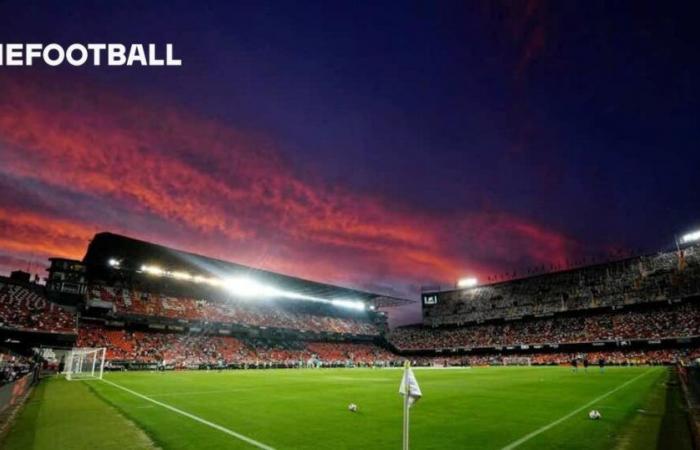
(65, 347, 106, 380)
(502, 356, 531, 366)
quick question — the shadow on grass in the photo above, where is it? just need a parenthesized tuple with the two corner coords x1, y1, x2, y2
(0, 377, 47, 450)
(657, 372, 693, 450)
(84, 380, 166, 450)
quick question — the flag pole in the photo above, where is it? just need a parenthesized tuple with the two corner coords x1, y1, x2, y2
(403, 360, 410, 450)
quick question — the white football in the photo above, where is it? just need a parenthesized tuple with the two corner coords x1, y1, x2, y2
(348, 403, 358, 412)
(588, 410, 601, 420)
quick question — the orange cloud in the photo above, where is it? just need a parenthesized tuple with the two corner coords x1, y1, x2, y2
(0, 73, 579, 294)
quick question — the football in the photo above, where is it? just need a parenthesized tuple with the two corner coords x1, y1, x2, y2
(348, 403, 358, 412)
(589, 410, 601, 420)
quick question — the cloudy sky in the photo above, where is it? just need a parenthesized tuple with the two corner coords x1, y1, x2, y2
(0, 1, 698, 322)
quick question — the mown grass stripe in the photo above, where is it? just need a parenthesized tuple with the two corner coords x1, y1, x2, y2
(100, 378, 276, 450)
(501, 369, 655, 450)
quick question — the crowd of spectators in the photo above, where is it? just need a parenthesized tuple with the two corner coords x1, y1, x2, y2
(0, 281, 76, 333)
(239, 337, 311, 365)
(306, 342, 395, 364)
(77, 325, 394, 368)
(90, 285, 378, 336)
(0, 349, 34, 386)
(78, 325, 253, 367)
(389, 301, 700, 350)
(426, 245, 700, 326)
(409, 348, 700, 367)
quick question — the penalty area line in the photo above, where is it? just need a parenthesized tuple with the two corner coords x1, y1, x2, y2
(500, 369, 655, 450)
(99, 378, 276, 450)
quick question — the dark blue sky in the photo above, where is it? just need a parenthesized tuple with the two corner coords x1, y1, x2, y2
(0, 1, 698, 313)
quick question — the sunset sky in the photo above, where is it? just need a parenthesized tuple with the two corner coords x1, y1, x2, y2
(0, 1, 698, 321)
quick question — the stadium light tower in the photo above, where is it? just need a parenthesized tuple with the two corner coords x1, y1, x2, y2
(457, 277, 478, 288)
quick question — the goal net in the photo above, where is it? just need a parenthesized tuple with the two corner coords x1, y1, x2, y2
(502, 356, 531, 366)
(65, 347, 106, 380)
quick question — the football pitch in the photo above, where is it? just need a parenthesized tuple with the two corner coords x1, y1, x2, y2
(2, 366, 691, 450)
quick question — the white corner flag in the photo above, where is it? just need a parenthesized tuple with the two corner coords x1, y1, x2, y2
(399, 361, 422, 406)
(399, 361, 422, 450)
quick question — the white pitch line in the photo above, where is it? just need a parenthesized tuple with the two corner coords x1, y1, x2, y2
(100, 378, 276, 450)
(500, 369, 655, 450)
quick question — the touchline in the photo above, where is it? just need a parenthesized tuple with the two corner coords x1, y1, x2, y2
(0, 43, 182, 66)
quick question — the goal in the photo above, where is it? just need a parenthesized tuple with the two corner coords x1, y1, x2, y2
(502, 356, 531, 366)
(65, 347, 106, 380)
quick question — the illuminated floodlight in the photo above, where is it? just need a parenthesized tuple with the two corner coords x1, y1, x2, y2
(224, 277, 278, 298)
(457, 277, 478, 288)
(141, 265, 164, 276)
(133, 261, 370, 308)
(331, 299, 366, 310)
(281, 291, 323, 302)
(192, 275, 220, 285)
(681, 230, 700, 244)
(108, 258, 120, 267)
(209, 278, 224, 287)
(171, 271, 192, 281)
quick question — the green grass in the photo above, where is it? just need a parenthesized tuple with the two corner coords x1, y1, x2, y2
(1, 375, 156, 450)
(2, 366, 689, 450)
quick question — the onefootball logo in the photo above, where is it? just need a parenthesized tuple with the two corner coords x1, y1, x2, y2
(0, 43, 181, 66)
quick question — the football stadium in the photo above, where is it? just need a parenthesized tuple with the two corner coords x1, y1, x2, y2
(2, 2, 700, 450)
(0, 232, 699, 449)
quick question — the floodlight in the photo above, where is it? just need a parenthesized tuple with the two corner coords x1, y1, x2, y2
(108, 258, 120, 267)
(225, 277, 277, 298)
(331, 299, 366, 310)
(205, 277, 223, 287)
(132, 260, 371, 308)
(171, 271, 192, 281)
(457, 277, 478, 288)
(141, 265, 164, 276)
(282, 291, 324, 302)
(681, 230, 700, 244)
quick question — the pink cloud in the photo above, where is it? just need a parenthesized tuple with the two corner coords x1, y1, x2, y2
(0, 73, 580, 295)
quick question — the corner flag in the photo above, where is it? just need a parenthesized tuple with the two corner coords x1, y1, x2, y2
(399, 362, 422, 407)
(399, 361, 421, 450)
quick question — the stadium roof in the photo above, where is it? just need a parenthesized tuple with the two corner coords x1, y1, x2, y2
(82, 232, 413, 307)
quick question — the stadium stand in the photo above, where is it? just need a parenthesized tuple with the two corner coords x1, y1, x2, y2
(76, 324, 395, 368)
(388, 300, 700, 350)
(306, 342, 395, 364)
(89, 284, 380, 336)
(423, 245, 700, 326)
(0, 348, 34, 386)
(386, 244, 700, 365)
(0, 278, 76, 334)
(406, 348, 700, 367)
(2, 234, 700, 373)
